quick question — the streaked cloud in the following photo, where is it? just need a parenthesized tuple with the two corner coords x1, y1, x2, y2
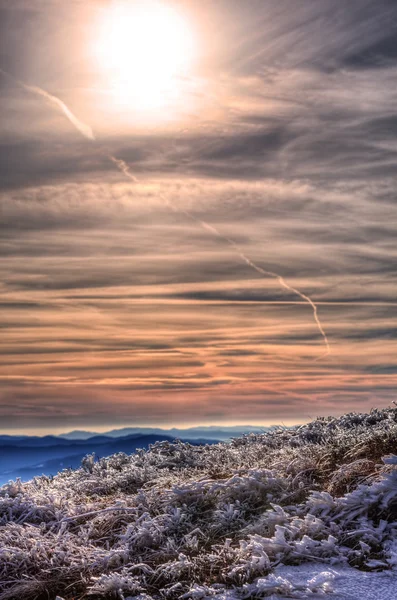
(1, 0, 397, 431)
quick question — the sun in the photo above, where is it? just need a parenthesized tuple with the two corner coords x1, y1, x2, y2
(93, 0, 196, 112)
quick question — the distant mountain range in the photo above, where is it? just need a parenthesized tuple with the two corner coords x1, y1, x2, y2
(0, 433, 216, 486)
(0, 425, 275, 486)
(59, 425, 272, 441)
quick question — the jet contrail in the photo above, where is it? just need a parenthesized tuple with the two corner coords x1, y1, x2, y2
(24, 83, 96, 141)
(2, 68, 330, 357)
(0, 68, 138, 183)
(185, 215, 330, 356)
(108, 156, 138, 182)
(0, 68, 95, 141)
(225, 232, 330, 356)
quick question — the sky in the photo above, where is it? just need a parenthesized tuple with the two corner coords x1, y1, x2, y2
(1, 0, 397, 434)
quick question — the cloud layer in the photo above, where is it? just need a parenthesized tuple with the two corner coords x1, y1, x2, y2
(1, 0, 397, 431)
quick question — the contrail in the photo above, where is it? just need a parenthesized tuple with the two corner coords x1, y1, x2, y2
(2, 69, 330, 357)
(24, 83, 96, 141)
(108, 156, 138, 182)
(0, 68, 137, 182)
(224, 232, 330, 356)
(183, 215, 330, 357)
(0, 68, 95, 141)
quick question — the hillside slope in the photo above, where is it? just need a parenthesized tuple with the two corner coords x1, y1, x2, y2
(0, 434, 218, 485)
(1, 408, 397, 599)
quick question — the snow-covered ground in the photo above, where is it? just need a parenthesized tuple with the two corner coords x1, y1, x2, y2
(1, 408, 397, 599)
(277, 564, 396, 600)
(193, 564, 396, 599)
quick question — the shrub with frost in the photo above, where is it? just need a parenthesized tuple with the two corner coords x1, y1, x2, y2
(1, 407, 397, 599)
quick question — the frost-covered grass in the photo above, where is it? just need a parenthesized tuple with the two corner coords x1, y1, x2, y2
(1, 408, 397, 599)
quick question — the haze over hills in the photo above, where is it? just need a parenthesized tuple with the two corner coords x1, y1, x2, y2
(59, 425, 274, 441)
(0, 432, 219, 486)
(0, 426, 279, 486)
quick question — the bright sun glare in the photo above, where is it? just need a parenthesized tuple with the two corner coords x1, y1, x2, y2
(94, 1, 195, 112)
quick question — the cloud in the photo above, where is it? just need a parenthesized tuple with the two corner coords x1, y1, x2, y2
(1, 0, 397, 430)
(19, 78, 95, 140)
(1, 178, 396, 430)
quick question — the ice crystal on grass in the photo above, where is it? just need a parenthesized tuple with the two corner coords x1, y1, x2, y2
(1, 408, 397, 599)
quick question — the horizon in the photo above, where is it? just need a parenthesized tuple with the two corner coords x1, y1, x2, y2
(2, 400, 394, 436)
(0, 418, 307, 437)
(1, 0, 397, 432)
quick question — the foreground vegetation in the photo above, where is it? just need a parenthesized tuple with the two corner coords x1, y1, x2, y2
(1, 408, 397, 599)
